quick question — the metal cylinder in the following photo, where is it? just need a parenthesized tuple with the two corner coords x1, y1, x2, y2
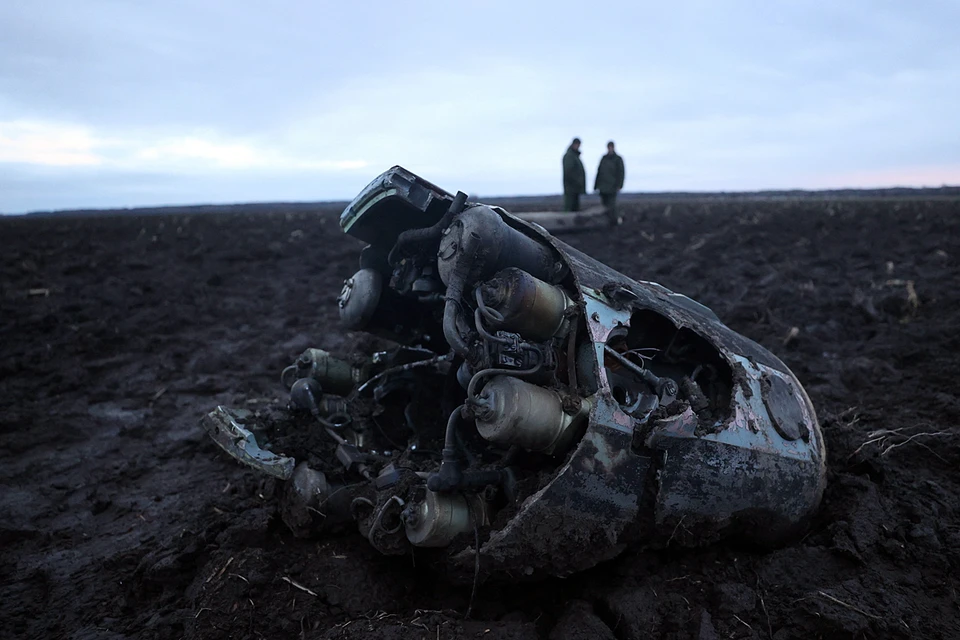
(456, 361, 474, 390)
(282, 463, 354, 535)
(296, 348, 366, 396)
(437, 205, 558, 289)
(474, 376, 589, 455)
(479, 268, 572, 341)
(339, 267, 386, 331)
(404, 490, 487, 548)
(338, 268, 443, 349)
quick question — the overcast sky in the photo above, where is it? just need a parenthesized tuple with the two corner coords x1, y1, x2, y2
(1, 0, 958, 213)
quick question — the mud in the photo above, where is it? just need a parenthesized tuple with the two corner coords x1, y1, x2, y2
(3, 195, 960, 639)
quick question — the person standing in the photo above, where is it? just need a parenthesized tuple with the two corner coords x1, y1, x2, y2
(562, 138, 587, 212)
(594, 141, 625, 225)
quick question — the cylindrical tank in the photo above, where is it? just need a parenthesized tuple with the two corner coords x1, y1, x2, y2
(478, 268, 572, 342)
(437, 205, 559, 288)
(404, 490, 487, 547)
(338, 268, 383, 332)
(338, 268, 445, 350)
(474, 376, 589, 455)
(282, 463, 354, 535)
(294, 348, 368, 396)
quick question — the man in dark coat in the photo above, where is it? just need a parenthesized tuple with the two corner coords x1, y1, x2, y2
(562, 138, 586, 212)
(594, 141, 625, 224)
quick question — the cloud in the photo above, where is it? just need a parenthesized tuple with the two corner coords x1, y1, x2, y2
(279, 60, 567, 179)
(0, 120, 103, 166)
(1, 0, 958, 212)
(0, 120, 368, 174)
(133, 134, 367, 172)
(136, 137, 260, 169)
(809, 165, 960, 189)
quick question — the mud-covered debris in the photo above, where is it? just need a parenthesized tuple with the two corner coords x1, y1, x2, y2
(203, 166, 826, 581)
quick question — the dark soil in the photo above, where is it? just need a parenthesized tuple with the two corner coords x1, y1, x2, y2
(3, 195, 960, 639)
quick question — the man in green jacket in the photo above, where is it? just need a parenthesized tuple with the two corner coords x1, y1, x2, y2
(594, 141, 625, 225)
(562, 138, 587, 212)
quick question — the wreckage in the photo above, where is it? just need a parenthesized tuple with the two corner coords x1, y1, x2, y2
(203, 166, 826, 581)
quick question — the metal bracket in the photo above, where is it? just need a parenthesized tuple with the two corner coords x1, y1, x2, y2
(201, 406, 295, 480)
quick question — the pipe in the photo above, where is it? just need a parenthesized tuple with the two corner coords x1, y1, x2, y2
(388, 191, 468, 266)
(603, 345, 677, 397)
(442, 230, 482, 358)
(428, 405, 468, 493)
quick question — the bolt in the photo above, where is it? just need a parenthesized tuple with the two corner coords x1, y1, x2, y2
(591, 312, 600, 322)
(561, 394, 583, 415)
(400, 506, 419, 527)
(337, 279, 353, 307)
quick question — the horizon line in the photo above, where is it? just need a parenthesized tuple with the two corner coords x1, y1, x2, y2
(4, 184, 960, 217)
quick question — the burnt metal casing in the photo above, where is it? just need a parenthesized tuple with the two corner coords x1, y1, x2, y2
(436, 204, 559, 287)
(340, 166, 826, 580)
(404, 491, 489, 548)
(474, 375, 588, 455)
(338, 268, 383, 331)
(291, 348, 368, 396)
(479, 268, 573, 342)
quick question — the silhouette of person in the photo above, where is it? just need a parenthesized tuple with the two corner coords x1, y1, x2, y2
(595, 141, 625, 224)
(562, 138, 587, 212)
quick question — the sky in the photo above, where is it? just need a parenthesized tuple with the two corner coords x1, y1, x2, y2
(1, 0, 958, 213)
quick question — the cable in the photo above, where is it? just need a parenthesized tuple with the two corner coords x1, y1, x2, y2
(316, 413, 351, 430)
(474, 307, 513, 345)
(442, 230, 483, 358)
(323, 426, 348, 445)
(280, 365, 299, 389)
(604, 345, 655, 384)
(388, 192, 467, 266)
(443, 404, 466, 451)
(466, 356, 543, 401)
(474, 286, 505, 324)
(465, 508, 481, 619)
(352, 353, 452, 397)
(367, 496, 406, 545)
(371, 415, 406, 452)
(428, 405, 469, 493)
(403, 402, 418, 433)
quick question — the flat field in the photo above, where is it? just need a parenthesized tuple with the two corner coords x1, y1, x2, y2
(3, 193, 959, 639)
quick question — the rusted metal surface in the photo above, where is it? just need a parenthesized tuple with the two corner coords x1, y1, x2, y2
(450, 401, 652, 579)
(201, 406, 295, 480)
